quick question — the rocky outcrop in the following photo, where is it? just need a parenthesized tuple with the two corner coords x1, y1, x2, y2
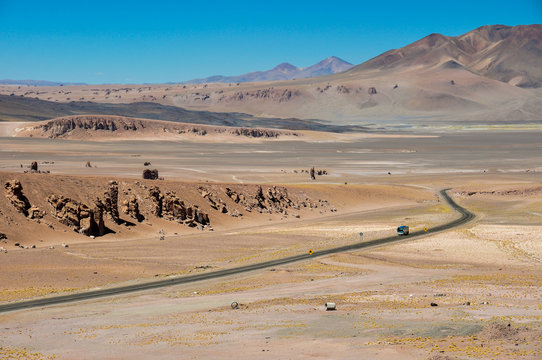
(80, 199, 106, 237)
(148, 186, 164, 217)
(456, 187, 542, 197)
(122, 195, 144, 222)
(199, 187, 228, 214)
(225, 188, 245, 204)
(253, 186, 295, 214)
(103, 180, 120, 224)
(22, 161, 50, 174)
(3, 180, 43, 219)
(224, 185, 329, 216)
(148, 187, 209, 228)
(231, 128, 286, 138)
(228, 88, 300, 103)
(5, 180, 31, 216)
(143, 169, 159, 180)
(47, 195, 105, 236)
(37, 116, 147, 138)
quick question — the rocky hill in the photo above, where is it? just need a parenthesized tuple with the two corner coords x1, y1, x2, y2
(349, 24, 542, 88)
(14, 115, 300, 140)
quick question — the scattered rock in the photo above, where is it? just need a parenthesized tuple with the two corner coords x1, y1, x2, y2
(0, 232, 7, 240)
(30, 161, 38, 171)
(85, 161, 92, 168)
(368, 87, 377, 95)
(430, 302, 438, 307)
(199, 186, 228, 214)
(143, 161, 151, 166)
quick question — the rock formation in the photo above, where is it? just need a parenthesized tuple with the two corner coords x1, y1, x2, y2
(223, 185, 326, 216)
(4, 180, 35, 217)
(103, 180, 120, 224)
(47, 195, 105, 236)
(143, 169, 159, 180)
(148, 186, 164, 217)
(148, 186, 209, 228)
(225, 187, 245, 204)
(199, 187, 228, 213)
(122, 195, 144, 222)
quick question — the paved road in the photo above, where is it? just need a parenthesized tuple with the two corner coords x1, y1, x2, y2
(0, 188, 474, 314)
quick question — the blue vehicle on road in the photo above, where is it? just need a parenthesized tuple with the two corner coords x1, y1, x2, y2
(397, 225, 409, 235)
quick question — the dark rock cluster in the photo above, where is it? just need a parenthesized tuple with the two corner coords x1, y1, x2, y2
(143, 169, 159, 180)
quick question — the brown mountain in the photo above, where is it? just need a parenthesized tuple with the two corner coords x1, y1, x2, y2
(349, 24, 542, 88)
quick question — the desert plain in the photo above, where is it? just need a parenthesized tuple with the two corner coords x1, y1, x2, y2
(0, 121, 541, 360)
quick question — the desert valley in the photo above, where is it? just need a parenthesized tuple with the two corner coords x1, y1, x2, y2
(1, 23, 542, 360)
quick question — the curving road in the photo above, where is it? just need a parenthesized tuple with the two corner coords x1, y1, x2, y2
(0, 188, 474, 314)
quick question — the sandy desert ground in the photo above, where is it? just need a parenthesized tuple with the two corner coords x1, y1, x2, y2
(1, 124, 541, 359)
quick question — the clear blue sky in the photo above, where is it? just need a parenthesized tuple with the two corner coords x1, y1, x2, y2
(1, 0, 540, 84)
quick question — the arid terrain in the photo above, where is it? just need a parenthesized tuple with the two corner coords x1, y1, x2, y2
(1, 23, 542, 360)
(1, 127, 542, 359)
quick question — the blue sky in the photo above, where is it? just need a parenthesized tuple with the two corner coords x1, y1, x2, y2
(1, 0, 540, 84)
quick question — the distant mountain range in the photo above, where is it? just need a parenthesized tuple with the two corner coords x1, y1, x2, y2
(183, 56, 354, 84)
(0, 79, 87, 86)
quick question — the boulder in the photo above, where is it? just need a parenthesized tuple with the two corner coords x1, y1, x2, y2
(143, 169, 159, 180)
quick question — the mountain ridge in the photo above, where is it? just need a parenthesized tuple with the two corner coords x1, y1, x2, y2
(184, 56, 353, 84)
(347, 24, 542, 88)
(0, 79, 87, 86)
